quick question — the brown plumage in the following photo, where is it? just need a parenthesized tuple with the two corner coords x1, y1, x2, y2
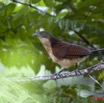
(52, 41, 91, 59)
(33, 31, 104, 72)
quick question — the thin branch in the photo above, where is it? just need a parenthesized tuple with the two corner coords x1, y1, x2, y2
(75, 5, 96, 49)
(11, 0, 54, 17)
(88, 74, 104, 89)
(12, 62, 104, 82)
(11, 0, 37, 9)
(73, 30, 97, 49)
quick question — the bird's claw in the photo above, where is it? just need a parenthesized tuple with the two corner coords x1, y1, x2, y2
(53, 69, 65, 78)
(74, 69, 82, 76)
(53, 72, 62, 78)
(53, 72, 64, 81)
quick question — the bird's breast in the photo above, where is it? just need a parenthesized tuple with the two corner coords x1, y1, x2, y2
(39, 37, 59, 62)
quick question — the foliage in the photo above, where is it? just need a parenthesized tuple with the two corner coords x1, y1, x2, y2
(0, 0, 104, 103)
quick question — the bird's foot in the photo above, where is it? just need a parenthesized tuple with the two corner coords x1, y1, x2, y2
(73, 69, 82, 76)
(53, 69, 65, 81)
(54, 72, 62, 78)
(57, 69, 65, 74)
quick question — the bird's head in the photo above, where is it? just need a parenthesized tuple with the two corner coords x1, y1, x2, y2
(33, 31, 54, 39)
(33, 31, 59, 46)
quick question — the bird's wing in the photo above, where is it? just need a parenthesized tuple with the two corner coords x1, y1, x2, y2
(52, 42, 91, 59)
(52, 42, 68, 59)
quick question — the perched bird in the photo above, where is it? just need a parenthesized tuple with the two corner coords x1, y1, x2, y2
(33, 31, 104, 74)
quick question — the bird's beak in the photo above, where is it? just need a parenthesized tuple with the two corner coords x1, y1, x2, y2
(33, 32, 40, 37)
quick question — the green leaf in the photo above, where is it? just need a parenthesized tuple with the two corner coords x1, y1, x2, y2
(1, 3, 16, 19)
(13, 6, 29, 21)
(55, 0, 67, 2)
(0, 21, 8, 33)
(43, 0, 55, 7)
(29, 0, 41, 4)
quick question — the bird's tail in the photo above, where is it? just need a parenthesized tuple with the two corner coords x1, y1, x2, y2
(90, 48, 104, 55)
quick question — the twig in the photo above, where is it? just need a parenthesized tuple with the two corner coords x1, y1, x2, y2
(75, 5, 96, 49)
(11, 0, 54, 17)
(88, 74, 104, 90)
(73, 30, 97, 49)
(11, 0, 37, 9)
(11, 62, 104, 82)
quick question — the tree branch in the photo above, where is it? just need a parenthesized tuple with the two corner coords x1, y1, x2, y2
(73, 30, 97, 49)
(11, 0, 54, 17)
(13, 62, 104, 82)
(11, 0, 38, 9)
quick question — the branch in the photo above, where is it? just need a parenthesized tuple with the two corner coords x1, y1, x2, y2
(11, 0, 54, 17)
(73, 30, 97, 49)
(12, 62, 104, 82)
(73, 6, 96, 49)
(11, 0, 36, 8)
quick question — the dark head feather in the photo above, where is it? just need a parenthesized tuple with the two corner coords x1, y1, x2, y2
(33, 31, 60, 45)
(33, 31, 54, 39)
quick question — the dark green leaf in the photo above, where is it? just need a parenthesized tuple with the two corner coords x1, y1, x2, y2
(29, 0, 41, 4)
(43, 0, 55, 7)
(1, 3, 16, 19)
(13, 6, 29, 21)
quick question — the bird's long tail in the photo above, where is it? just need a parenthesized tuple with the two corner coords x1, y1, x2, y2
(90, 48, 104, 55)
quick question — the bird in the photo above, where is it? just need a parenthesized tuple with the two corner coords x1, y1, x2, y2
(33, 31, 104, 74)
